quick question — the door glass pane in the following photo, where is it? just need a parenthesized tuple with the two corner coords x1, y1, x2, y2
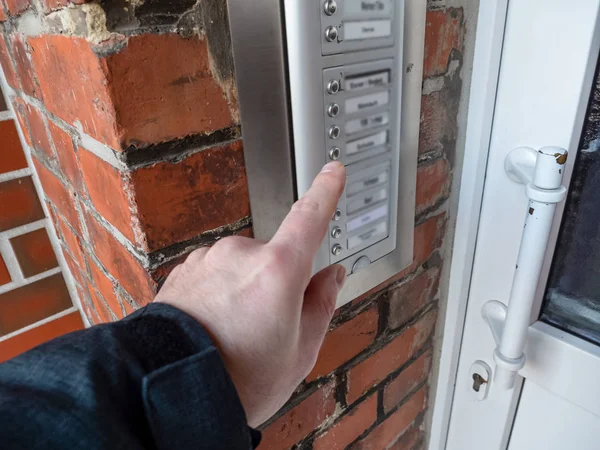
(541, 58, 600, 344)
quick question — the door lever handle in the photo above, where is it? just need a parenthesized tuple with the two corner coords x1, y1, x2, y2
(482, 146, 568, 390)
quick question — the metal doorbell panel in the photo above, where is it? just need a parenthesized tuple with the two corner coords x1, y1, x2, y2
(228, 0, 423, 306)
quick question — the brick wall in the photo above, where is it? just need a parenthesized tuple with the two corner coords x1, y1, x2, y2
(0, 0, 470, 448)
(0, 80, 83, 362)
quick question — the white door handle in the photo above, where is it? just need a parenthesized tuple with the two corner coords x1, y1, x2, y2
(482, 146, 568, 389)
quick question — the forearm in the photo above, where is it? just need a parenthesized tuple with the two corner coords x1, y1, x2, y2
(0, 303, 259, 450)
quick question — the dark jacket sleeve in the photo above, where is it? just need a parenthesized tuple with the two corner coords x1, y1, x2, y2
(0, 303, 261, 450)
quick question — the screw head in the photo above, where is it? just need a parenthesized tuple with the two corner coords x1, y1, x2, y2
(332, 244, 343, 256)
(327, 103, 340, 117)
(324, 0, 337, 15)
(325, 26, 339, 42)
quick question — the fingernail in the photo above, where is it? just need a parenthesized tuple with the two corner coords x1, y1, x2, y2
(336, 265, 347, 289)
(321, 161, 342, 173)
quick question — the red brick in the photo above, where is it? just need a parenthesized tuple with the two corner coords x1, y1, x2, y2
(351, 214, 446, 306)
(9, 33, 40, 98)
(313, 395, 377, 450)
(0, 177, 45, 232)
(104, 33, 235, 148)
(87, 257, 123, 320)
(0, 120, 27, 174)
(49, 122, 83, 192)
(87, 281, 114, 323)
(28, 35, 119, 148)
(0, 311, 84, 363)
(260, 381, 336, 450)
(78, 147, 135, 242)
(12, 98, 32, 147)
(346, 309, 437, 404)
(4, 0, 29, 15)
(62, 248, 87, 290)
(0, 273, 72, 336)
(416, 158, 451, 214)
(0, 254, 10, 286)
(0, 7, 7, 21)
(84, 211, 156, 304)
(23, 103, 53, 159)
(10, 228, 58, 277)
(33, 158, 82, 234)
(351, 387, 426, 450)
(0, 34, 18, 90)
(388, 268, 440, 330)
(383, 351, 432, 414)
(40, 0, 69, 12)
(29, 33, 235, 151)
(423, 8, 464, 78)
(308, 307, 378, 381)
(56, 217, 85, 269)
(387, 421, 423, 450)
(130, 140, 250, 251)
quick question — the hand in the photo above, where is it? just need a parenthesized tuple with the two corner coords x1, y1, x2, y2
(154, 161, 347, 427)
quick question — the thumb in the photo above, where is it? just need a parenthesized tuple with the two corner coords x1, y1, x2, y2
(299, 265, 346, 368)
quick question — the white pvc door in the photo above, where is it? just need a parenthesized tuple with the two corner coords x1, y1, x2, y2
(445, 1, 600, 449)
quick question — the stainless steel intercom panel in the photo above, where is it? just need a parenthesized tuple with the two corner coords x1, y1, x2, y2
(228, 0, 424, 306)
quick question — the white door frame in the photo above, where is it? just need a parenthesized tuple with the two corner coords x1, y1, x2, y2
(429, 1, 509, 447)
(429, 0, 600, 448)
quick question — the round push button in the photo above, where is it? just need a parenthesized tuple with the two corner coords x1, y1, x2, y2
(332, 244, 343, 256)
(352, 256, 371, 273)
(331, 226, 342, 239)
(329, 147, 341, 160)
(327, 79, 340, 94)
(328, 126, 341, 140)
(324, 0, 337, 16)
(325, 26, 339, 42)
(332, 209, 342, 221)
(327, 103, 340, 117)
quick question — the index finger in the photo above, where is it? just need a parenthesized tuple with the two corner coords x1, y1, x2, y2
(270, 161, 346, 269)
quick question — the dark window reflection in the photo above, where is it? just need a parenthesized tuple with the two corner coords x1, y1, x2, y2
(541, 57, 600, 344)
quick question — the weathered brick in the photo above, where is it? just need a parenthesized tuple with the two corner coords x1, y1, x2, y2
(350, 387, 426, 450)
(104, 33, 235, 148)
(346, 309, 437, 405)
(383, 350, 432, 414)
(78, 147, 135, 243)
(0, 34, 19, 90)
(0, 254, 10, 286)
(419, 89, 458, 155)
(28, 35, 119, 148)
(388, 268, 440, 330)
(0, 273, 72, 336)
(23, 103, 53, 159)
(29, 33, 235, 150)
(0, 311, 83, 363)
(33, 158, 82, 234)
(4, 0, 29, 15)
(49, 121, 84, 192)
(40, 0, 69, 13)
(313, 395, 377, 450)
(10, 228, 58, 277)
(84, 211, 156, 304)
(87, 257, 123, 320)
(416, 158, 451, 214)
(9, 33, 40, 99)
(308, 307, 378, 381)
(86, 280, 114, 323)
(130, 140, 250, 251)
(260, 381, 336, 450)
(0, 120, 28, 174)
(0, 6, 7, 21)
(384, 418, 423, 450)
(423, 8, 464, 78)
(56, 216, 85, 269)
(0, 177, 45, 232)
(12, 98, 32, 147)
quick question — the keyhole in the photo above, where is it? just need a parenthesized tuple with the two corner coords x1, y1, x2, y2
(472, 373, 486, 392)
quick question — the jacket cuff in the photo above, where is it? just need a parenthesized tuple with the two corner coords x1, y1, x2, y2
(123, 303, 261, 449)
